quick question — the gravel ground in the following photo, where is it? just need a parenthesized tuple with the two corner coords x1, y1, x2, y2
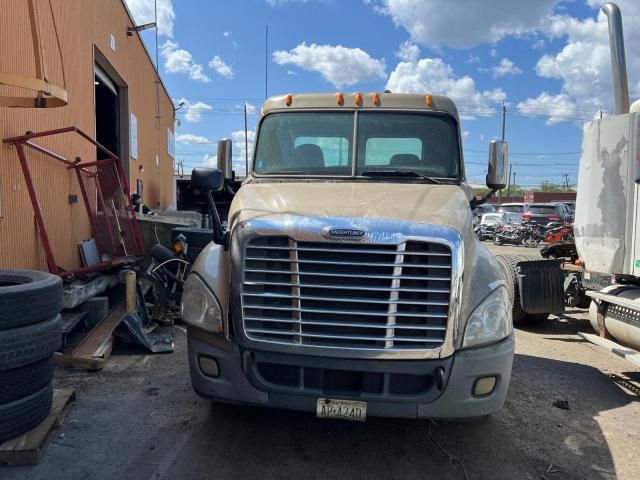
(2, 244, 639, 480)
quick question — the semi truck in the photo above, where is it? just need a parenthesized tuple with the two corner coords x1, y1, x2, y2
(180, 91, 522, 421)
(571, 3, 640, 351)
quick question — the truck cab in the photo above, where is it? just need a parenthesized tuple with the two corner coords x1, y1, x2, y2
(181, 92, 514, 420)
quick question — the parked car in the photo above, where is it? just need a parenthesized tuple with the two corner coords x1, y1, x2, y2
(504, 212, 523, 224)
(497, 203, 527, 214)
(522, 203, 572, 225)
(472, 204, 495, 226)
(475, 212, 505, 240)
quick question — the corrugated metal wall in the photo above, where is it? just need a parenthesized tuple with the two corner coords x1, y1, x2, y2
(0, 0, 175, 271)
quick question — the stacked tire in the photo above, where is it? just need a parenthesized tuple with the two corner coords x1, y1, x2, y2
(0, 270, 63, 444)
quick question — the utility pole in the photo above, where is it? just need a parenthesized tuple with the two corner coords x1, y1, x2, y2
(562, 173, 570, 191)
(506, 163, 513, 197)
(512, 171, 516, 201)
(265, 25, 269, 99)
(244, 102, 249, 178)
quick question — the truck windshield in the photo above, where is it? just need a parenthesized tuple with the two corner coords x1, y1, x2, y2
(253, 112, 460, 179)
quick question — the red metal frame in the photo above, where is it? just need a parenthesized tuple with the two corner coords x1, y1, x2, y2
(3, 126, 145, 276)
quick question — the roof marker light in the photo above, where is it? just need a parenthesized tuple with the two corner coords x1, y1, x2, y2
(373, 93, 381, 106)
(355, 92, 363, 106)
(425, 94, 433, 106)
(336, 93, 344, 106)
(285, 94, 293, 106)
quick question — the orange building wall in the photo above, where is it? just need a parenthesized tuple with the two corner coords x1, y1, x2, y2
(0, 0, 174, 271)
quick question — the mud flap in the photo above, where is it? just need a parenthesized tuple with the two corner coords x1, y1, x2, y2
(517, 260, 564, 314)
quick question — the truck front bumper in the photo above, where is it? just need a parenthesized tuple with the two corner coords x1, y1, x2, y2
(187, 332, 514, 419)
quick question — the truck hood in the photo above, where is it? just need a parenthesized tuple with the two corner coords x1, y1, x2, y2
(229, 182, 472, 234)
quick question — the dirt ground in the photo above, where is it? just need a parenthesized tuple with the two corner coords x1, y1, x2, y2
(3, 242, 639, 480)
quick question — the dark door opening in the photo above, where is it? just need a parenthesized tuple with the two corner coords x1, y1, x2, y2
(94, 66, 119, 161)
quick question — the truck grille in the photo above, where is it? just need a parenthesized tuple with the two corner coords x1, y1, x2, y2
(241, 236, 451, 351)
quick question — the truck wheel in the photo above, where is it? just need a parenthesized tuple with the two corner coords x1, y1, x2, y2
(0, 315, 62, 371)
(0, 270, 62, 330)
(0, 357, 54, 405)
(0, 383, 52, 444)
(495, 254, 549, 325)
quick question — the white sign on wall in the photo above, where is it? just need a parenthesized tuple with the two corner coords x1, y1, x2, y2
(167, 128, 175, 159)
(130, 113, 138, 159)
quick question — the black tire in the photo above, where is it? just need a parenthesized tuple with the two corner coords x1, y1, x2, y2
(0, 383, 52, 444)
(0, 315, 62, 371)
(0, 270, 62, 330)
(495, 254, 549, 325)
(493, 236, 503, 246)
(0, 357, 54, 405)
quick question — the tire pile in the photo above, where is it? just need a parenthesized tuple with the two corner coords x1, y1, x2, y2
(0, 270, 63, 444)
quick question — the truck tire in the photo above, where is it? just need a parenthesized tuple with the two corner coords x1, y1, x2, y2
(0, 357, 54, 405)
(0, 270, 62, 330)
(0, 383, 52, 444)
(495, 254, 549, 325)
(0, 315, 62, 371)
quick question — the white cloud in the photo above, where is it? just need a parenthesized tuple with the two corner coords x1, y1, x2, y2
(223, 31, 231, 37)
(519, 0, 640, 122)
(395, 41, 420, 62)
(385, 58, 505, 119)
(287, 70, 297, 76)
(370, 0, 560, 49)
(161, 41, 210, 82)
(462, 130, 470, 140)
(489, 48, 497, 58)
(177, 98, 213, 123)
(491, 58, 523, 78)
(208, 56, 235, 79)
(125, 0, 175, 37)
(466, 54, 481, 64)
(176, 133, 212, 144)
(273, 43, 386, 88)
(517, 92, 579, 126)
(203, 154, 217, 167)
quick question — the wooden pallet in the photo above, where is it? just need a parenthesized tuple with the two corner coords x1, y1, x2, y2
(0, 388, 76, 466)
(54, 302, 125, 371)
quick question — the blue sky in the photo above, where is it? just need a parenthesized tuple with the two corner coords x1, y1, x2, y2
(125, 0, 640, 188)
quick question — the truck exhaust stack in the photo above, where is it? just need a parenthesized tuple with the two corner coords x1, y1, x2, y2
(602, 3, 630, 114)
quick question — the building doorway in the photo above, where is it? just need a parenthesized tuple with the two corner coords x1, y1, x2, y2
(94, 64, 119, 160)
(93, 49, 129, 175)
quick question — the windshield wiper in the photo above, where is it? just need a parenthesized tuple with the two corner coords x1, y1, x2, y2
(361, 170, 441, 184)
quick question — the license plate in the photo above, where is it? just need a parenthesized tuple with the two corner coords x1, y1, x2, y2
(316, 398, 367, 422)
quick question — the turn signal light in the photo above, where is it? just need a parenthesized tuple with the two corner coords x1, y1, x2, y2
(373, 93, 381, 106)
(425, 94, 433, 106)
(285, 94, 293, 106)
(355, 92, 363, 106)
(336, 93, 344, 106)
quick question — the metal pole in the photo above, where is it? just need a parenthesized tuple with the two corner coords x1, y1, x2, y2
(244, 103, 249, 177)
(265, 25, 269, 99)
(513, 172, 516, 201)
(507, 163, 512, 196)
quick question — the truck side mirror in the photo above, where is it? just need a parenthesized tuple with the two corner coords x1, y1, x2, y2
(191, 167, 225, 192)
(217, 139, 233, 180)
(190, 168, 227, 247)
(487, 140, 508, 190)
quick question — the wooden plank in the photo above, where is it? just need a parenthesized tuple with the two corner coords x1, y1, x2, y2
(69, 301, 125, 371)
(578, 332, 640, 368)
(0, 388, 76, 466)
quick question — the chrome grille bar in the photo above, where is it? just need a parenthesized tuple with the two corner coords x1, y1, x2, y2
(241, 236, 452, 352)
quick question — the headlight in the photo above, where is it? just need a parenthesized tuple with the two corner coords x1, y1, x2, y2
(181, 274, 223, 334)
(462, 286, 512, 348)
